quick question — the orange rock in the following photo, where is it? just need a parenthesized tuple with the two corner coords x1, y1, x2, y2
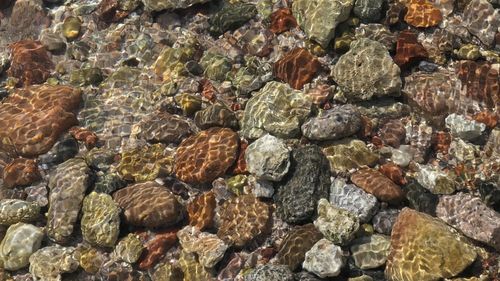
(269, 8, 298, 34)
(433, 131, 451, 154)
(95, 0, 131, 25)
(69, 126, 98, 148)
(456, 61, 500, 111)
(8, 40, 54, 86)
(137, 229, 178, 270)
(379, 163, 407, 186)
(305, 83, 332, 106)
(200, 78, 217, 102)
(404, 0, 443, 28)
(358, 115, 374, 139)
(378, 119, 407, 148)
(2, 158, 41, 188)
(277, 223, 323, 271)
(473, 111, 498, 129)
(393, 30, 428, 68)
(230, 139, 248, 175)
(273, 48, 321, 90)
(351, 168, 404, 204)
(187, 191, 216, 231)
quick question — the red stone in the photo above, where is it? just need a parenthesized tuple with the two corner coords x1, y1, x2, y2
(69, 127, 98, 148)
(200, 78, 217, 102)
(379, 163, 407, 186)
(433, 131, 451, 154)
(273, 48, 321, 90)
(378, 119, 407, 148)
(269, 8, 298, 34)
(394, 30, 428, 68)
(231, 139, 248, 175)
(8, 40, 54, 87)
(474, 111, 498, 129)
(455, 61, 500, 111)
(351, 168, 405, 204)
(137, 229, 178, 270)
(2, 158, 41, 188)
(95, 0, 130, 25)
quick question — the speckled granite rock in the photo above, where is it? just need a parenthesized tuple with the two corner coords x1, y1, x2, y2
(330, 178, 379, 223)
(245, 264, 295, 281)
(81, 192, 120, 248)
(350, 234, 390, 270)
(385, 208, 477, 281)
(245, 134, 290, 181)
(241, 81, 312, 139)
(445, 113, 486, 141)
(314, 198, 359, 245)
(141, 0, 211, 12)
(322, 139, 379, 173)
(113, 234, 144, 264)
(178, 226, 228, 268)
(29, 245, 78, 281)
(436, 193, 500, 251)
(275, 146, 330, 224)
(332, 39, 401, 101)
(0, 199, 40, 225)
(47, 158, 91, 243)
(292, 0, 354, 47)
(0, 223, 43, 270)
(354, 0, 383, 22)
(303, 238, 344, 278)
(463, 0, 500, 46)
(301, 105, 362, 141)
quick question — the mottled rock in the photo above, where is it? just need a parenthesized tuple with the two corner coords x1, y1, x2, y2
(332, 39, 402, 101)
(179, 250, 214, 281)
(76, 246, 107, 274)
(245, 264, 294, 281)
(463, 0, 500, 46)
(230, 57, 273, 96)
(187, 191, 216, 230)
(303, 238, 344, 278)
(372, 208, 399, 235)
(113, 181, 183, 228)
(322, 139, 379, 173)
(351, 168, 404, 204)
(269, 8, 298, 34)
(2, 158, 41, 189)
(404, 0, 443, 27)
(273, 48, 320, 90)
(29, 245, 78, 281)
(354, 0, 383, 22)
(175, 127, 239, 184)
(393, 30, 428, 69)
(350, 234, 390, 270)
(301, 105, 361, 141)
(277, 224, 323, 271)
(138, 229, 178, 270)
(445, 113, 486, 141)
(314, 198, 359, 245)
(153, 47, 192, 81)
(142, 0, 210, 11)
(404, 180, 439, 216)
(152, 262, 183, 281)
(385, 208, 477, 281)
(330, 178, 379, 223)
(245, 134, 290, 181)
(416, 164, 456, 194)
(0, 199, 40, 225)
(38, 135, 79, 167)
(355, 24, 397, 51)
(132, 111, 193, 144)
(117, 143, 174, 182)
(200, 52, 232, 82)
(7, 0, 50, 41)
(292, 0, 354, 47)
(241, 81, 312, 139)
(208, 2, 257, 36)
(178, 226, 228, 268)
(113, 233, 144, 264)
(217, 195, 270, 247)
(47, 158, 91, 243)
(378, 163, 406, 186)
(436, 193, 500, 251)
(7, 40, 53, 87)
(70, 67, 104, 87)
(194, 102, 238, 130)
(81, 192, 120, 248)
(0, 223, 43, 270)
(275, 146, 330, 224)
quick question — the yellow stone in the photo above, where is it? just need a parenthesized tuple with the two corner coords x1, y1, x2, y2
(62, 16, 82, 40)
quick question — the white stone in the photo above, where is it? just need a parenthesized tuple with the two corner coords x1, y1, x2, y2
(416, 164, 455, 194)
(390, 145, 413, 167)
(177, 226, 228, 268)
(330, 178, 379, 223)
(445, 113, 485, 141)
(246, 176, 275, 198)
(245, 134, 290, 181)
(303, 238, 344, 278)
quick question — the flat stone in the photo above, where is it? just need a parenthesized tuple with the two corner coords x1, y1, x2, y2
(277, 224, 323, 271)
(245, 264, 294, 281)
(314, 198, 359, 245)
(0, 223, 43, 270)
(81, 192, 120, 248)
(351, 168, 404, 204)
(273, 48, 320, 90)
(245, 134, 290, 181)
(322, 139, 379, 173)
(2, 158, 41, 189)
(301, 105, 362, 141)
(132, 111, 194, 144)
(330, 178, 379, 223)
(113, 234, 144, 264)
(178, 226, 228, 268)
(0, 199, 40, 225)
(463, 0, 500, 46)
(208, 2, 257, 36)
(350, 234, 390, 270)
(303, 238, 344, 278)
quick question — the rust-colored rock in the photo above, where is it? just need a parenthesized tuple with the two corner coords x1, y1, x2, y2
(404, 0, 443, 28)
(474, 110, 498, 129)
(433, 131, 452, 154)
(269, 8, 298, 34)
(187, 191, 216, 231)
(2, 158, 41, 189)
(217, 195, 270, 247)
(175, 127, 239, 184)
(0, 85, 81, 157)
(230, 139, 248, 175)
(456, 61, 500, 111)
(95, 0, 133, 26)
(378, 119, 407, 148)
(273, 48, 321, 90)
(351, 168, 404, 204)
(69, 127, 98, 149)
(137, 229, 178, 270)
(8, 40, 54, 86)
(277, 223, 323, 271)
(379, 163, 407, 186)
(393, 30, 428, 68)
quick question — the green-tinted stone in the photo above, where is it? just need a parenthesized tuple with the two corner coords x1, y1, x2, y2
(454, 44, 481, 60)
(113, 233, 144, 264)
(81, 192, 120, 247)
(226, 175, 248, 196)
(0, 199, 40, 225)
(117, 143, 175, 182)
(200, 52, 232, 82)
(209, 3, 257, 36)
(70, 67, 104, 86)
(174, 93, 202, 116)
(153, 47, 193, 82)
(322, 139, 379, 173)
(62, 16, 82, 40)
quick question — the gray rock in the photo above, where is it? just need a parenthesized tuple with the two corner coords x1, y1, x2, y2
(29, 245, 79, 281)
(303, 238, 344, 278)
(0, 199, 40, 225)
(246, 134, 290, 181)
(245, 264, 295, 281)
(445, 113, 485, 141)
(0, 223, 43, 270)
(330, 178, 379, 223)
(314, 198, 359, 245)
(141, 0, 211, 11)
(301, 105, 361, 141)
(463, 0, 500, 46)
(372, 208, 399, 235)
(350, 234, 390, 269)
(353, 0, 383, 22)
(416, 164, 456, 195)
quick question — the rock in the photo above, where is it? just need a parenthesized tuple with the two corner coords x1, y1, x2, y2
(153, 47, 193, 81)
(217, 195, 270, 247)
(436, 193, 500, 251)
(175, 127, 239, 184)
(132, 111, 194, 144)
(314, 198, 359, 245)
(152, 262, 183, 281)
(141, 0, 210, 11)
(303, 238, 344, 278)
(69, 127, 98, 149)
(194, 102, 238, 130)
(332, 39, 401, 101)
(416, 164, 455, 194)
(247, 176, 275, 198)
(0, 223, 43, 270)
(113, 181, 183, 228)
(301, 105, 362, 141)
(245, 134, 290, 181)
(351, 168, 404, 204)
(0, 199, 40, 225)
(385, 208, 477, 281)
(353, 0, 383, 22)
(76, 247, 108, 274)
(7, 40, 54, 87)
(98, 259, 148, 280)
(175, 93, 202, 116)
(7, 0, 50, 41)
(38, 135, 79, 167)
(208, 2, 258, 36)
(378, 163, 406, 186)
(47, 158, 91, 243)
(0, 85, 81, 157)
(277, 224, 323, 271)
(179, 250, 214, 281)
(81, 192, 120, 248)
(29, 245, 79, 281)
(245, 264, 295, 281)
(445, 113, 486, 141)
(404, 0, 443, 27)
(113, 234, 144, 264)
(269, 8, 298, 34)
(292, 0, 354, 47)
(394, 30, 428, 69)
(70, 67, 104, 87)
(40, 29, 66, 52)
(275, 146, 330, 224)
(138, 229, 178, 270)
(187, 191, 216, 231)
(463, 0, 500, 46)
(448, 139, 480, 162)
(372, 208, 399, 235)
(330, 178, 379, 223)
(62, 16, 82, 40)
(322, 139, 379, 173)
(273, 48, 320, 90)
(350, 234, 390, 270)
(2, 158, 41, 188)
(93, 173, 127, 194)
(117, 143, 175, 182)
(178, 226, 228, 268)
(230, 57, 273, 96)
(199, 52, 232, 82)
(404, 120, 433, 164)
(355, 24, 397, 51)
(241, 81, 312, 139)
(478, 181, 500, 212)
(403, 180, 439, 216)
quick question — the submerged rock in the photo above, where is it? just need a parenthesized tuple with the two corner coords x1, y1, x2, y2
(245, 264, 295, 281)
(178, 226, 228, 268)
(301, 105, 362, 141)
(245, 134, 290, 181)
(113, 234, 144, 264)
(303, 238, 344, 278)
(445, 113, 486, 141)
(277, 224, 323, 271)
(142, 0, 211, 11)
(350, 234, 390, 270)
(29, 245, 79, 281)
(209, 2, 258, 36)
(351, 168, 404, 204)
(322, 139, 379, 173)
(0, 223, 43, 270)
(81, 192, 120, 248)
(314, 198, 359, 245)
(0, 199, 40, 225)
(330, 178, 379, 223)
(274, 48, 320, 90)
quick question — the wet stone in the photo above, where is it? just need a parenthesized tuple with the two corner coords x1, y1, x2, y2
(113, 233, 144, 264)
(330, 178, 379, 223)
(323, 139, 379, 173)
(372, 208, 399, 235)
(350, 234, 390, 270)
(303, 238, 344, 278)
(187, 191, 216, 231)
(2, 158, 41, 189)
(177, 226, 229, 268)
(0, 199, 40, 225)
(133, 111, 194, 144)
(179, 250, 215, 281)
(0, 223, 43, 271)
(29, 245, 79, 281)
(277, 223, 324, 271)
(301, 105, 362, 141)
(245, 134, 290, 181)
(194, 102, 239, 130)
(403, 180, 439, 216)
(273, 48, 321, 90)
(445, 113, 486, 141)
(81, 192, 120, 248)
(208, 2, 258, 36)
(416, 164, 456, 195)
(353, 0, 384, 22)
(404, 0, 443, 28)
(269, 8, 298, 34)
(314, 198, 359, 245)
(117, 143, 175, 182)
(351, 168, 404, 204)
(463, 0, 500, 46)
(7, 40, 54, 87)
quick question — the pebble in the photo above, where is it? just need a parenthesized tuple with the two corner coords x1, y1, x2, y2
(29, 245, 79, 281)
(330, 178, 379, 223)
(0, 223, 43, 270)
(177, 226, 228, 268)
(350, 234, 390, 270)
(245, 134, 290, 181)
(81, 192, 120, 248)
(445, 113, 486, 141)
(303, 238, 344, 278)
(301, 105, 362, 141)
(277, 223, 323, 271)
(245, 264, 295, 281)
(314, 198, 359, 245)
(0, 199, 40, 225)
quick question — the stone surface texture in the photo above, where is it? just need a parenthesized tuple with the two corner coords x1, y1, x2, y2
(245, 134, 290, 181)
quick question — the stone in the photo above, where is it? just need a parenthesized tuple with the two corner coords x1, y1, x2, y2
(187, 191, 216, 230)
(113, 181, 183, 228)
(404, 180, 439, 216)
(62, 16, 82, 40)
(175, 127, 239, 184)
(175, 93, 202, 116)
(275, 146, 330, 224)
(273, 48, 320, 90)
(68, 127, 98, 149)
(81, 192, 120, 248)
(152, 262, 183, 281)
(95, 0, 135, 25)
(445, 113, 486, 141)
(378, 163, 406, 186)
(77, 247, 108, 274)
(416, 164, 456, 194)
(153, 47, 193, 81)
(351, 168, 404, 204)
(29, 245, 79, 281)
(404, 0, 443, 27)
(350, 234, 390, 270)
(117, 143, 175, 182)
(355, 24, 397, 51)
(353, 0, 383, 22)
(332, 39, 402, 101)
(478, 181, 500, 212)
(292, 0, 354, 47)
(7, 40, 54, 87)
(208, 2, 258, 36)
(141, 0, 210, 11)
(241, 81, 312, 139)
(2, 158, 41, 188)
(463, 0, 500, 46)
(0, 199, 40, 225)
(436, 193, 500, 251)
(245, 134, 290, 181)
(217, 195, 270, 247)
(385, 208, 477, 281)
(405, 120, 433, 164)
(98, 260, 148, 280)
(7, 0, 50, 45)
(132, 111, 193, 144)
(301, 105, 362, 141)
(194, 102, 238, 130)
(177, 226, 228, 268)
(322, 139, 379, 173)
(393, 30, 428, 69)
(230, 57, 273, 96)
(199, 52, 232, 82)
(277, 223, 323, 271)
(269, 8, 298, 34)
(38, 135, 80, 167)
(314, 198, 359, 245)
(0, 223, 43, 270)
(113, 233, 144, 264)
(303, 238, 344, 278)
(47, 158, 91, 243)
(179, 250, 214, 281)
(138, 229, 178, 270)
(245, 264, 295, 281)
(372, 208, 399, 235)
(69, 67, 104, 86)
(330, 178, 379, 223)
(0, 85, 81, 157)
